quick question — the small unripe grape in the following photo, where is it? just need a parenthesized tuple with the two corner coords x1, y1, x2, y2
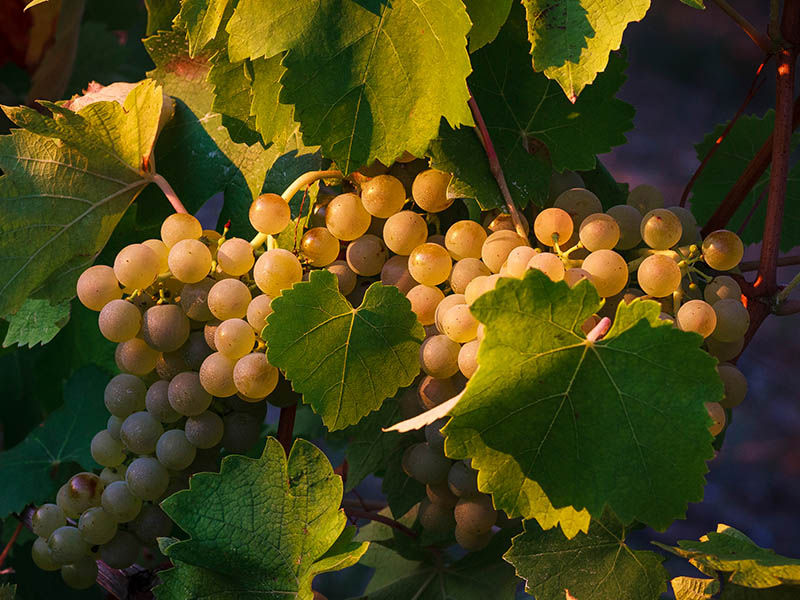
(161, 213, 202, 248)
(142, 238, 170, 273)
(554, 188, 602, 225)
(448, 461, 478, 497)
(706, 402, 726, 436)
(704, 275, 741, 305)
(676, 300, 717, 338)
(156, 429, 197, 471)
(383, 211, 428, 255)
(78, 506, 117, 545)
(434, 294, 466, 333)
(32, 536, 60, 571)
(104, 373, 147, 418)
(91, 429, 126, 467)
(360, 174, 406, 217)
(32, 504, 66, 539)
(141, 304, 190, 352)
(199, 352, 237, 397)
(99, 530, 139, 569)
(381, 255, 416, 294)
(526, 252, 565, 282)
(606, 204, 643, 250)
(327, 260, 357, 295)
(419, 335, 461, 378)
(76, 265, 122, 311)
(250, 193, 291, 234)
(346, 234, 387, 276)
(234, 352, 279, 399)
(185, 411, 225, 449)
(325, 193, 371, 241)
(640, 209, 682, 250)
(404, 442, 451, 484)
(101, 481, 142, 522)
(505, 246, 538, 278)
(717, 363, 748, 408)
(481, 231, 526, 273)
(450, 258, 491, 294)
(208, 278, 251, 320)
(168, 239, 213, 283)
(412, 169, 453, 213)
(114, 244, 160, 289)
(580, 213, 620, 251)
(440, 303, 478, 343)
(702, 230, 744, 271)
(627, 184, 664, 215)
(418, 498, 456, 534)
(408, 243, 452, 286)
(48, 526, 89, 564)
(711, 298, 749, 342)
(581, 250, 628, 298)
(406, 285, 445, 326)
(126, 457, 169, 501)
(445, 220, 487, 261)
(458, 339, 479, 379)
(534, 208, 573, 246)
(300, 227, 340, 266)
(253, 249, 303, 297)
(168, 371, 213, 416)
(217, 237, 255, 276)
(120, 411, 164, 455)
(214, 318, 256, 359)
(636, 254, 680, 298)
(454, 494, 496, 533)
(98, 299, 141, 342)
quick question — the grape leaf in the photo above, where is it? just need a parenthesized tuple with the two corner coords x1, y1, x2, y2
(578, 158, 630, 209)
(144, 0, 180, 35)
(689, 112, 800, 251)
(175, 0, 231, 57)
(671, 576, 720, 600)
(463, 0, 514, 52)
(225, 0, 474, 172)
(654, 524, 800, 588)
(155, 437, 368, 600)
(721, 585, 800, 599)
(442, 270, 720, 530)
(504, 512, 668, 600)
(250, 54, 298, 150)
(381, 435, 426, 519)
(0, 366, 109, 518)
(522, 0, 650, 101)
(681, 0, 706, 9)
(0, 79, 164, 318)
(207, 49, 260, 146)
(265, 269, 424, 430)
(2, 299, 70, 348)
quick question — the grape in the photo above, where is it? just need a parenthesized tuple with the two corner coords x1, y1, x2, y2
(705, 336, 744, 362)
(382, 211, 428, 255)
(455, 525, 492, 552)
(440, 303, 478, 343)
(554, 188, 602, 226)
(32, 537, 60, 571)
(168, 239, 213, 284)
(126, 457, 169, 501)
(156, 348, 189, 380)
(156, 429, 197, 471)
(706, 402, 726, 436)
(581, 250, 627, 298)
(203, 319, 221, 351)
(104, 375, 146, 419)
(403, 442, 451, 484)
(245, 294, 273, 334)
(115, 339, 158, 375)
(636, 254, 681, 298)
(32, 504, 66, 539)
(78, 506, 117, 545)
(101, 481, 142, 522)
(418, 375, 460, 410)
(48, 526, 89, 564)
(144, 380, 180, 423)
(702, 230, 744, 271)
(168, 371, 213, 416)
(324, 193, 371, 241)
(217, 237, 255, 276)
(482, 231, 526, 273)
(199, 351, 237, 397)
(667, 206, 699, 245)
(185, 411, 225, 449)
(113, 243, 160, 290)
(711, 298, 750, 342)
(76, 265, 122, 311)
(208, 278, 252, 320)
(61, 556, 98, 590)
(380, 255, 415, 294)
(464, 274, 500, 305)
(179, 278, 213, 321)
(358, 160, 390, 177)
(91, 429, 126, 467)
(717, 363, 748, 408)
(427, 481, 458, 509)
(579, 213, 620, 251)
(419, 335, 461, 378)
(412, 169, 453, 213)
(458, 339, 479, 379)
(483, 212, 527, 234)
(434, 294, 466, 333)
(425, 418, 447, 454)
(120, 411, 164, 455)
(98, 299, 141, 342)
(250, 193, 291, 235)
(564, 268, 593, 288)
(534, 208, 573, 246)
(407, 242, 452, 286)
(254, 248, 303, 297)
(704, 275, 742, 305)
(100, 465, 126, 486)
(142, 238, 170, 274)
(161, 213, 202, 248)
(448, 461, 478, 497)
(360, 174, 406, 217)
(99, 530, 139, 569)
(346, 234, 387, 276)
(606, 205, 643, 250)
(234, 352, 279, 399)
(627, 184, 664, 215)
(445, 220, 487, 260)
(64, 472, 104, 515)
(526, 252, 565, 282)
(406, 285, 445, 325)
(417, 498, 456, 533)
(214, 318, 256, 359)
(222, 412, 261, 454)
(129, 503, 173, 545)
(504, 246, 538, 279)
(300, 227, 340, 267)
(549, 170, 585, 201)
(141, 304, 190, 352)
(640, 209, 683, 250)
(454, 494, 496, 533)
(676, 300, 717, 338)
(327, 260, 357, 295)
(450, 258, 490, 294)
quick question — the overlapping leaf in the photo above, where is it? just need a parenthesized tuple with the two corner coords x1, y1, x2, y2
(265, 270, 424, 430)
(671, 576, 719, 600)
(175, 0, 231, 57)
(207, 49, 260, 145)
(3, 299, 70, 348)
(156, 437, 368, 600)
(442, 270, 720, 531)
(463, 0, 514, 52)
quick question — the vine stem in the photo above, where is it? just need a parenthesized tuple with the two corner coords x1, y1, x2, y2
(467, 87, 529, 242)
(711, 0, 774, 53)
(151, 173, 188, 214)
(776, 271, 800, 303)
(0, 522, 23, 570)
(277, 404, 297, 455)
(344, 508, 418, 539)
(776, 298, 800, 314)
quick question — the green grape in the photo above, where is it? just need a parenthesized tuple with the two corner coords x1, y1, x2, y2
(48, 526, 89, 565)
(704, 275, 742, 305)
(705, 336, 745, 362)
(406, 284, 445, 326)
(426, 481, 458, 509)
(450, 258, 490, 294)
(99, 530, 139, 569)
(168, 371, 213, 416)
(454, 494, 496, 533)
(434, 293, 466, 333)
(527, 252, 565, 282)
(32, 503, 66, 539)
(627, 184, 664, 215)
(424, 417, 447, 454)
(346, 234, 387, 276)
(101, 481, 142, 523)
(636, 254, 681, 298)
(168, 239, 213, 284)
(185, 411, 225, 449)
(161, 213, 202, 248)
(324, 193, 371, 241)
(115, 338, 159, 376)
(145, 380, 181, 423)
(156, 348, 190, 380)
(380, 255, 415, 294)
(98, 299, 141, 343)
(717, 363, 748, 408)
(504, 246, 538, 279)
(107, 415, 122, 440)
(408, 242, 452, 286)
(412, 169, 453, 213)
(214, 318, 256, 359)
(579, 213, 620, 251)
(440, 303, 478, 343)
(481, 231, 526, 273)
(199, 351, 237, 397)
(120, 411, 164, 455)
(418, 375, 461, 410)
(711, 298, 750, 342)
(458, 339, 479, 379)
(114, 243, 160, 290)
(142, 238, 170, 274)
(404, 442, 451, 484)
(548, 170, 585, 201)
(553, 188, 602, 225)
(222, 412, 261, 454)
(419, 335, 461, 378)
(534, 208, 573, 247)
(445, 220, 487, 261)
(326, 260, 357, 295)
(580, 250, 628, 297)
(129, 504, 173, 545)
(382, 211, 428, 255)
(706, 402, 726, 436)
(676, 299, 717, 338)
(667, 206, 699, 245)
(702, 229, 744, 271)
(208, 278, 252, 321)
(217, 237, 254, 276)
(464, 274, 500, 306)
(91, 430, 126, 467)
(253, 248, 303, 297)
(640, 209, 682, 250)
(360, 174, 406, 217)
(300, 227, 340, 267)
(606, 205, 643, 250)
(564, 267, 593, 288)
(246, 294, 273, 333)
(141, 304, 190, 352)
(417, 498, 456, 533)
(62, 472, 104, 516)
(126, 457, 169, 501)
(249, 193, 291, 235)
(156, 429, 197, 471)
(180, 278, 215, 321)
(32, 537, 60, 571)
(61, 556, 98, 589)
(448, 461, 478, 497)
(78, 507, 117, 545)
(204, 319, 221, 350)
(233, 352, 279, 399)
(455, 524, 492, 552)
(100, 465, 127, 486)
(76, 265, 122, 311)
(183, 330, 213, 368)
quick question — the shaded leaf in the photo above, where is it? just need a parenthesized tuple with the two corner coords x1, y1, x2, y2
(578, 158, 630, 209)
(175, 0, 231, 57)
(144, 0, 180, 35)
(207, 48, 260, 145)
(463, 0, 514, 51)
(2, 298, 70, 348)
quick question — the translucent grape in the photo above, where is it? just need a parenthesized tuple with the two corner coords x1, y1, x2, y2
(346, 234, 387, 276)
(217, 237, 255, 276)
(99, 465, 126, 486)
(253, 248, 303, 297)
(640, 209, 683, 249)
(120, 411, 164, 455)
(440, 303, 479, 343)
(109, 414, 123, 439)
(450, 258, 490, 294)
(448, 461, 478, 497)
(554, 188, 602, 225)
(417, 498, 456, 534)
(204, 319, 220, 350)
(99, 530, 139, 569)
(426, 481, 458, 509)
(234, 352, 279, 399)
(404, 442, 451, 484)
(185, 411, 225, 449)
(126, 457, 169, 501)
(702, 230, 744, 271)
(61, 556, 98, 589)
(581, 250, 628, 297)
(549, 170, 585, 201)
(101, 481, 142, 522)
(142, 238, 170, 273)
(327, 260, 357, 295)
(161, 213, 202, 248)
(458, 339, 479, 379)
(667, 206, 699, 245)
(156, 429, 197, 471)
(706, 402, 726, 436)
(91, 429, 126, 467)
(464, 274, 500, 306)
(434, 293, 466, 333)
(201, 229, 223, 255)
(300, 227, 340, 267)
(380, 255, 415, 294)
(246, 294, 273, 333)
(199, 351, 237, 397)
(504, 246, 538, 278)
(406, 285, 445, 325)
(454, 494, 496, 533)
(141, 304, 190, 352)
(383, 211, 428, 255)
(114, 244, 160, 290)
(705, 336, 744, 362)
(711, 298, 750, 342)
(76, 265, 122, 311)
(717, 363, 748, 408)
(534, 208, 573, 246)
(627, 184, 664, 214)
(676, 299, 717, 338)
(408, 242, 452, 286)
(97, 299, 141, 342)
(32, 536, 60, 571)
(250, 193, 291, 235)
(78, 506, 117, 545)
(32, 504, 66, 539)
(526, 252, 565, 282)
(419, 335, 461, 378)
(168, 371, 213, 416)
(636, 254, 681, 298)
(324, 193, 371, 241)
(48, 526, 89, 565)
(445, 220, 487, 260)
(412, 169, 453, 213)
(207, 278, 251, 320)
(579, 213, 621, 251)
(214, 318, 256, 359)
(222, 412, 261, 454)
(360, 174, 406, 217)
(145, 380, 181, 423)
(64, 472, 104, 516)
(704, 275, 742, 305)
(606, 205, 643, 250)
(104, 373, 146, 418)
(481, 230, 526, 273)
(564, 268, 593, 288)
(129, 504, 173, 545)
(418, 375, 460, 410)
(168, 239, 213, 284)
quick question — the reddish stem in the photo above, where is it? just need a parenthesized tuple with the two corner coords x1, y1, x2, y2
(344, 508, 418, 539)
(776, 298, 800, 315)
(0, 522, 23, 569)
(277, 404, 297, 455)
(152, 173, 188, 214)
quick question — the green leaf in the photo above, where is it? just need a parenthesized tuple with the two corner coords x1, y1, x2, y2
(3, 299, 70, 348)
(442, 270, 720, 530)
(721, 585, 800, 599)
(145, 0, 181, 35)
(655, 524, 800, 588)
(225, 0, 474, 172)
(175, 0, 231, 57)
(522, 0, 650, 101)
(680, 0, 706, 9)
(463, 0, 514, 51)
(671, 576, 720, 600)
(250, 54, 298, 150)
(0, 366, 110, 518)
(156, 437, 368, 600)
(504, 512, 668, 600)
(578, 158, 630, 209)
(207, 49, 261, 145)
(381, 434, 427, 519)
(0, 80, 164, 317)
(689, 112, 800, 251)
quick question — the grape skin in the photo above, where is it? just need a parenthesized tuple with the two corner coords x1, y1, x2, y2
(534, 208, 573, 247)
(156, 429, 197, 471)
(360, 174, 406, 217)
(637, 254, 681, 298)
(217, 238, 255, 276)
(246, 294, 274, 332)
(76, 265, 122, 311)
(380, 255, 416, 294)
(214, 318, 256, 359)
(554, 188, 602, 225)
(104, 373, 146, 418)
(91, 429, 126, 467)
(32, 504, 66, 540)
(249, 193, 291, 235)
(606, 205, 643, 250)
(705, 336, 745, 362)
(412, 169, 453, 213)
(98, 299, 141, 342)
(579, 213, 620, 251)
(185, 411, 225, 449)
(233, 352, 279, 399)
(146, 380, 182, 423)
(419, 335, 461, 378)
(458, 339, 479, 379)
(481, 230, 526, 273)
(504, 246, 538, 278)
(48, 526, 89, 565)
(208, 278, 252, 320)
(180, 278, 215, 321)
(406, 285, 444, 326)
(717, 363, 748, 408)
(126, 457, 169, 501)
(101, 481, 142, 523)
(78, 506, 117, 545)
(404, 442, 451, 484)
(434, 293, 466, 333)
(711, 299, 750, 342)
(100, 530, 140, 569)
(114, 243, 160, 290)
(168, 239, 213, 284)
(346, 234, 387, 276)
(640, 209, 683, 250)
(254, 248, 303, 297)
(120, 411, 164, 455)
(440, 303, 478, 343)
(408, 242, 452, 286)
(582, 250, 628, 298)
(300, 227, 340, 267)
(141, 304, 190, 352)
(527, 252, 565, 282)
(549, 171, 584, 201)
(418, 498, 456, 534)
(382, 211, 428, 255)
(61, 557, 98, 590)
(327, 260, 357, 295)
(676, 300, 717, 338)
(627, 184, 664, 215)
(706, 402, 726, 436)
(199, 352, 238, 397)
(445, 220, 487, 260)
(702, 230, 744, 271)
(161, 213, 202, 248)
(454, 494, 497, 534)
(168, 371, 213, 416)
(325, 193, 372, 241)
(32, 537, 60, 571)
(704, 275, 742, 305)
